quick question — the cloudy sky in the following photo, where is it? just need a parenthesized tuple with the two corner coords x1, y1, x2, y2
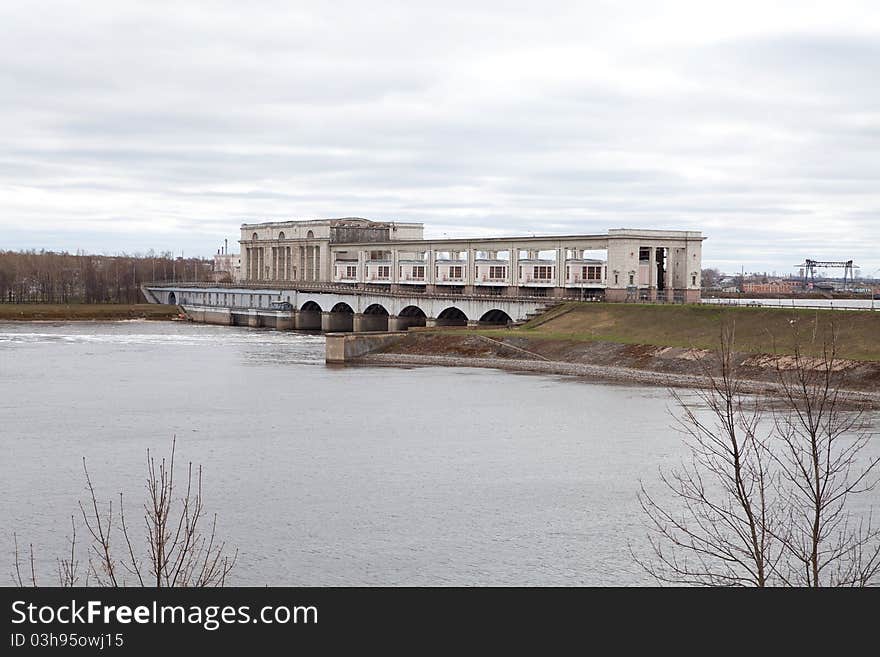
(2, 1, 879, 275)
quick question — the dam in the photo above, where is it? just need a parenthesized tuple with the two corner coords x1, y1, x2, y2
(142, 282, 558, 331)
(143, 219, 705, 330)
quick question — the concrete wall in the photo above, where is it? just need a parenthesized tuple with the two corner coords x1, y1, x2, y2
(184, 307, 233, 325)
(325, 332, 406, 363)
(155, 285, 550, 322)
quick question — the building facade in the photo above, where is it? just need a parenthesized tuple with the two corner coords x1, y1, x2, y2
(742, 280, 800, 294)
(239, 218, 705, 302)
(212, 253, 241, 283)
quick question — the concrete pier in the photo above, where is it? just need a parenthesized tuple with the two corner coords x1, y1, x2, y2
(296, 310, 321, 330)
(322, 311, 353, 332)
(325, 332, 406, 363)
(388, 315, 426, 331)
(353, 313, 389, 332)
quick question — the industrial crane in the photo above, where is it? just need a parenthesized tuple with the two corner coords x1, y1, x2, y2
(795, 259, 858, 290)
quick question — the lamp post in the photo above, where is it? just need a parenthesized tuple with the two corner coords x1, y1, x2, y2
(872, 268, 879, 311)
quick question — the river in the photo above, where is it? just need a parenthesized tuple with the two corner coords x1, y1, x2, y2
(1, 321, 877, 586)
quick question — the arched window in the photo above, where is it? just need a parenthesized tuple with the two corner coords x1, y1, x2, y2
(306, 230, 314, 239)
(278, 232, 285, 240)
(252, 232, 258, 241)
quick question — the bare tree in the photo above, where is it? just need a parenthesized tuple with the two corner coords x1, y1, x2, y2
(635, 323, 880, 586)
(0, 250, 214, 304)
(700, 267, 723, 289)
(769, 332, 880, 586)
(13, 438, 237, 587)
(634, 325, 782, 586)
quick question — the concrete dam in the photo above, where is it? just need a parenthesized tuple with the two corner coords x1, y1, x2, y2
(142, 282, 557, 332)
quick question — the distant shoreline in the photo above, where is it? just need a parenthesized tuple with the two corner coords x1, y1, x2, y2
(0, 303, 180, 321)
(360, 351, 880, 407)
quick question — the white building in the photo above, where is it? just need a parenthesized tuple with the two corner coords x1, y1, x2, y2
(239, 218, 704, 302)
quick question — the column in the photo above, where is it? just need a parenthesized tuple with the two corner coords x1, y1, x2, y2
(466, 247, 476, 293)
(319, 243, 329, 282)
(426, 249, 436, 292)
(648, 246, 657, 301)
(358, 250, 366, 285)
(508, 246, 519, 296)
(555, 247, 564, 285)
(314, 246, 320, 282)
(391, 248, 400, 292)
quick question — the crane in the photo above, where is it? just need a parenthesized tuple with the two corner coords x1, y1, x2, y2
(795, 259, 858, 290)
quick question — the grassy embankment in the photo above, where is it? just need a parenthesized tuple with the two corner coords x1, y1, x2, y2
(0, 304, 180, 321)
(441, 302, 880, 362)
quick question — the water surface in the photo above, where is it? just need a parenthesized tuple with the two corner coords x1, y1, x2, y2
(1, 321, 876, 585)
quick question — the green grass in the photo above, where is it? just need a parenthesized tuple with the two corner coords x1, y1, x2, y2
(427, 302, 880, 361)
(0, 303, 180, 321)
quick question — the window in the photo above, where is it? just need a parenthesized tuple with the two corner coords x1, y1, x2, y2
(692, 275, 697, 287)
(449, 266, 463, 279)
(278, 232, 285, 240)
(533, 266, 552, 279)
(252, 233, 258, 241)
(377, 266, 390, 279)
(629, 274, 635, 285)
(412, 266, 425, 279)
(345, 266, 357, 278)
(582, 266, 602, 281)
(488, 266, 506, 279)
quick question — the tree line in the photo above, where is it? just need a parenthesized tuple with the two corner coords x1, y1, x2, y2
(0, 250, 214, 304)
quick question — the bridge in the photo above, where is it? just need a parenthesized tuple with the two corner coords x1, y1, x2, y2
(143, 282, 561, 331)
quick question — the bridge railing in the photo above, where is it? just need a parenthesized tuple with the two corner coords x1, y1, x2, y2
(143, 280, 580, 303)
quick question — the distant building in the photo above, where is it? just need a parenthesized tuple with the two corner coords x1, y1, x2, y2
(212, 253, 241, 283)
(742, 280, 800, 294)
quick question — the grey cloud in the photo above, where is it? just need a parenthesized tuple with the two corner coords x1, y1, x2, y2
(0, 1, 879, 274)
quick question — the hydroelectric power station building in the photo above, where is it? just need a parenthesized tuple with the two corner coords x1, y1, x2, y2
(144, 218, 704, 331)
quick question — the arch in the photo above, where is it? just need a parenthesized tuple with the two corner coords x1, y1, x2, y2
(436, 306, 468, 326)
(396, 304, 427, 329)
(399, 305, 427, 318)
(296, 300, 323, 330)
(331, 302, 354, 314)
(306, 230, 314, 239)
(363, 303, 389, 316)
(278, 231, 285, 240)
(167, 291, 177, 305)
(479, 309, 512, 325)
(252, 232, 258, 241)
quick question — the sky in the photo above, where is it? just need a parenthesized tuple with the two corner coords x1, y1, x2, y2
(1, 1, 879, 276)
